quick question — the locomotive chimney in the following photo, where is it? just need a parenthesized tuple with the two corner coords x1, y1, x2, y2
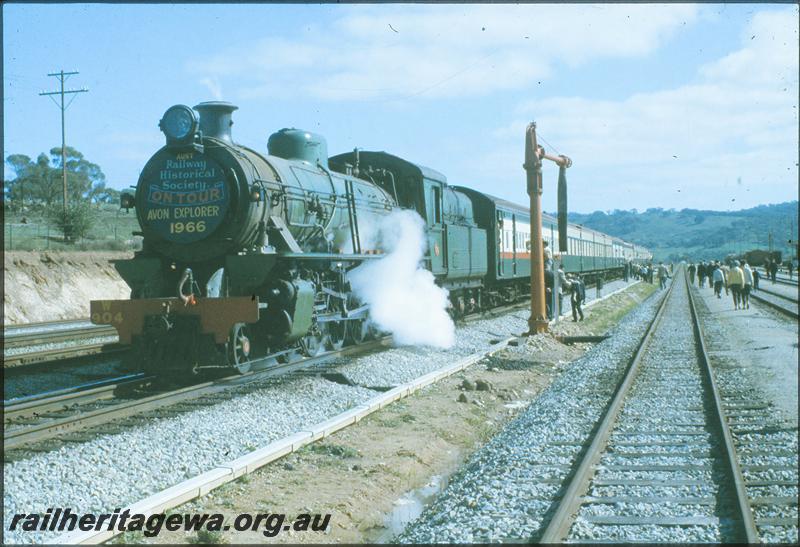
(194, 101, 238, 143)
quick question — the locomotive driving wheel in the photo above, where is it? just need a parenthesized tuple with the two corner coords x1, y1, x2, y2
(343, 294, 370, 345)
(346, 317, 370, 345)
(227, 323, 252, 374)
(325, 319, 345, 351)
(301, 326, 326, 357)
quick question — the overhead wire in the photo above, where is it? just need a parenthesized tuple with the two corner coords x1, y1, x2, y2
(537, 132, 562, 157)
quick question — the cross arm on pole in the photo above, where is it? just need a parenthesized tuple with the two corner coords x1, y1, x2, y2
(39, 88, 88, 96)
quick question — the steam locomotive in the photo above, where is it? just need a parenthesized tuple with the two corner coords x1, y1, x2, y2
(92, 102, 650, 377)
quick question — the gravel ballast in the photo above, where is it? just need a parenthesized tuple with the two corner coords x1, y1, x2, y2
(399, 286, 665, 543)
(1, 278, 636, 544)
(400, 277, 798, 544)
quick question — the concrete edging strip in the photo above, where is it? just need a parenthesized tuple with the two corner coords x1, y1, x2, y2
(55, 338, 513, 544)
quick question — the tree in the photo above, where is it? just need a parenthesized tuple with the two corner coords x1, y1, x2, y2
(87, 181, 121, 204)
(32, 153, 62, 206)
(47, 202, 96, 242)
(5, 147, 110, 207)
(5, 154, 33, 207)
(49, 146, 108, 204)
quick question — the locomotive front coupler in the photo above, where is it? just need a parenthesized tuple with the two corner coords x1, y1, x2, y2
(177, 268, 200, 305)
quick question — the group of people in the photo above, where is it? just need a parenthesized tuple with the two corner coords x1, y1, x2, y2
(687, 260, 756, 310)
(625, 261, 672, 289)
(543, 246, 587, 322)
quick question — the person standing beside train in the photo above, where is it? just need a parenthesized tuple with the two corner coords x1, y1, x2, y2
(741, 260, 753, 309)
(569, 273, 585, 322)
(728, 260, 745, 310)
(657, 262, 670, 289)
(543, 243, 554, 319)
(557, 260, 571, 317)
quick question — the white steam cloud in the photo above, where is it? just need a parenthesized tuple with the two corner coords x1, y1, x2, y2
(200, 76, 223, 100)
(348, 209, 455, 349)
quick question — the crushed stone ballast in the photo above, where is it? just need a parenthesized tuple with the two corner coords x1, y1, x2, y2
(54, 282, 642, 544)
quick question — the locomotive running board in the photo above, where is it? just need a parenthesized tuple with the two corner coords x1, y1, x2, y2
(90, 297, 260, 345)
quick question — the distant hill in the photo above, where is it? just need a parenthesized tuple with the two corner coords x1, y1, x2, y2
(564, 201, 799, 262)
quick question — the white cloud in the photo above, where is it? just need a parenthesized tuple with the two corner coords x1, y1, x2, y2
(187, 4, 699, 101)
(482, 7, 798, 211)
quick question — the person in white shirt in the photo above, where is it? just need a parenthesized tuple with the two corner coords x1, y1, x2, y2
(712, 262, 725, 298)
(741, 260, 753, 309)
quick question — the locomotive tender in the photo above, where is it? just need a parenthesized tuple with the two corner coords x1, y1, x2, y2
(91, 102, 650, 376)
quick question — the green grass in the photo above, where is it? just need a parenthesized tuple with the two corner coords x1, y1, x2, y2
(587, 282, 658, 334)
(4, 204, 141, 251)
(188, 529, 228, 544)
(306, 442, 360, 459)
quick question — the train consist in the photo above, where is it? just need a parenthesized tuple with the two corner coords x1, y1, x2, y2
(92, 102, 650, 376)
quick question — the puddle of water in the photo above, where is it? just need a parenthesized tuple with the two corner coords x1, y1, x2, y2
(376, 474, 448, 542)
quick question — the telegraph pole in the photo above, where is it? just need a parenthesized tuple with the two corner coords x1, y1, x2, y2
(39, 70, 88, 215)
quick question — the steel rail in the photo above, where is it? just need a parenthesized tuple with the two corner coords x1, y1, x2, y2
(538, 269, 760, 543)
(4, 320, 122, 368)
(4, 318, 95, 334)
(3, 337, 390, 451)
(4, 325, 118, 350)
(538, 274, 676, 542)
(686, 273, 760, 543)
(749, 292, 799, 319)
(4, 374, 149, 422)
(3, 342, 125, 368)
(756, 286, 799, 304)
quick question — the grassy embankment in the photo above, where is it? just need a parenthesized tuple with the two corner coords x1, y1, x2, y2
(4, 204, 141, 252)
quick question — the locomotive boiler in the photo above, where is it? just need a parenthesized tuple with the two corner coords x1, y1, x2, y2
(93, 102, 395, 376)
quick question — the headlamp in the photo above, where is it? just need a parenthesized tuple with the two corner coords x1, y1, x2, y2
(159, 105, 198, 143)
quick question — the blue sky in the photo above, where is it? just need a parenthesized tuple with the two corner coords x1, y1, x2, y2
(4, 3, 798, 213)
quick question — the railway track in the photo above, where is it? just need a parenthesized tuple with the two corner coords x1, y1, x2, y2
(2, 299, 531, 453)
(5, 276, 635, 453)
(3, 337, 391, 454)
(757, 285, 799, 303)
(4, 320, 121, 368)
(535, 272, 795, 543)
(773, 274, 797, 286)
(750, 287, 799, 319)
(3, 298, 543, 453)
